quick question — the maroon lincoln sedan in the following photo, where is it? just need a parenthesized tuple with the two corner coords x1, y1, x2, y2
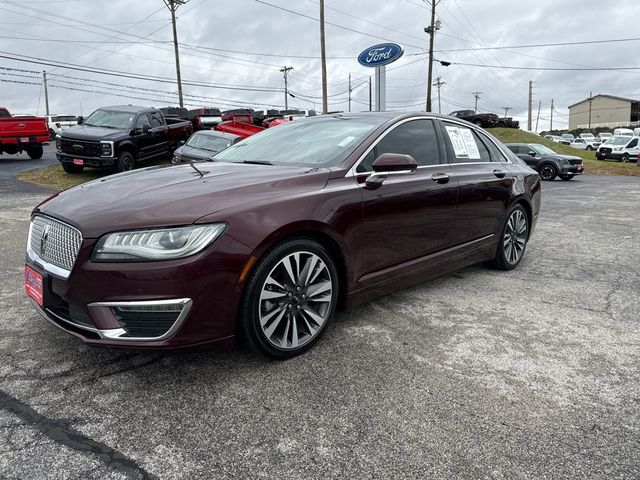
(25, 112, 540, 358)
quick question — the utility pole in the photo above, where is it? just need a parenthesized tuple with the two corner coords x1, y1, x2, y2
(502, 106, 512, 118)
(592, 90, 593, 130)
(535, 100, 541, 133)
(550, 99, 554, 131)
(163, 0, 189, 108)
(348, 73, 352, 113)
(319, 0, 328, 113)
(425, 0, 439, 112)
(280, 66, 293, 110)
(368, 76, 372, 111)
(433, 76, 445, 114)
(472, 91, 482, 113)
(42, 71, 50, 115)
(527, 80, 533, 131)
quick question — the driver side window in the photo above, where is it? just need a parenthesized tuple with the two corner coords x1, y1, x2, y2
(134, 114, 151, 129)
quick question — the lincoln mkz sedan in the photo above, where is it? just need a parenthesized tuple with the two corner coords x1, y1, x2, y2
(25, 112, 541, 358)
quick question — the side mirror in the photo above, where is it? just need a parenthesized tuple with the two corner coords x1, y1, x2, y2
(365, 153, 418, 189)
(179, 140, 185, 146)
(77, 116, 84, 125)
(528, 151, 537, 156)
(142, 124, 151, 134)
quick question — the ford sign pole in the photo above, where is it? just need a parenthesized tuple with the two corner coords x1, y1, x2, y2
(357, 43, 404, 112)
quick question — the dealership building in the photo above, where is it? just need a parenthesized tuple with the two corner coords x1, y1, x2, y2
(568, 94, 640, 129)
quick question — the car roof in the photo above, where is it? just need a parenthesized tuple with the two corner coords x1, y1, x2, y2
(99, 105, 153, 113)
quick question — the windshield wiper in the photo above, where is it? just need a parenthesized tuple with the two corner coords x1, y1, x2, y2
(238, 160, 273, 165)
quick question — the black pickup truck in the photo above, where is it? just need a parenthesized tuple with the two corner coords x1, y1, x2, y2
(56, 105, 193, 173)
(448, 110, 499, 128)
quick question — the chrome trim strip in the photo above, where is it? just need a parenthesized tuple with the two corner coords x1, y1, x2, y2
(89, 298, 193, 342)
(346, 115, 511, 177)
(99, 140, 114, 158)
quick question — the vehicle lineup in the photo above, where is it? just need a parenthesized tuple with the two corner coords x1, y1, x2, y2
(24, 113, 540, 358)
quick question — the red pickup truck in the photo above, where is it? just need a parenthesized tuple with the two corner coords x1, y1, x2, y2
(0, 107, 49, 159)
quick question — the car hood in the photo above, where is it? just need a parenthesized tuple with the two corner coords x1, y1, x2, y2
(552, 154, 583, 161)
(174, 145, 218, 161)
(37, 163, 332, 238)
(61, 125, 126, 141)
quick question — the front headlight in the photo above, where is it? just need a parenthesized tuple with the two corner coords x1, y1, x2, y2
(614, 147, 623, 151)
(55, 135, 61, 150)
(172, 154, 182, 164)
(92, 224, 226, 262)
(100, 141, 113, 157)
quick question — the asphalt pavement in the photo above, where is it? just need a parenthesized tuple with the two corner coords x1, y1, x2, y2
(0, 158, 638, 479)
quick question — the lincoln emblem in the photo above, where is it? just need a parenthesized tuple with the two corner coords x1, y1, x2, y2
(40, 225, 50, 255)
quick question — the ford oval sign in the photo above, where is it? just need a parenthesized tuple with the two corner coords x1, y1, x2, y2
(358, 43, 404, 67)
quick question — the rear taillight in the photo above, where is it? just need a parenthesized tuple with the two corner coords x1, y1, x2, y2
(194, 116, 201, 126)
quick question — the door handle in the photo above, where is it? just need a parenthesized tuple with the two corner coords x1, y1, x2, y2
(493, 169, 506, 178)
(431, 173, 450, 184)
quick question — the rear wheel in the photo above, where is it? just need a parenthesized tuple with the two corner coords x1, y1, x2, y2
(239, 238, 339, 359)
(586, 145, 593, 151)
(490, 204, 529, 271)
(538, 163, 557, 181)
(49, 129, 56, 141)
(117, 151, 135, 172)
(26, 146, 43, 159)
(62, 162, 84, 174)
(621, 153, 630, 163)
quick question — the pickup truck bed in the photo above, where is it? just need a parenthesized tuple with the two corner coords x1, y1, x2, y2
(0, 107, 49, 159)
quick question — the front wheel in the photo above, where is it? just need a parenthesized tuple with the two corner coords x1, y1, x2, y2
(26, 146, 43, 159)
(489, 205, 529, 271)
(559, 174, 574, 181)
(621, 154, 630, 163)
(538, 164, 557, 181)
(586, 146, 593, 151)
(239, 238, 339, 359)
(117, 151, 135, 172)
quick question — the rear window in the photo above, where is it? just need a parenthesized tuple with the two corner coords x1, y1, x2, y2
(0, 108, 10, 119)
(52, 115, 77, 122)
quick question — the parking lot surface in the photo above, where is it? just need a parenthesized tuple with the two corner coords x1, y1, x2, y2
(1, 172, 638, 479)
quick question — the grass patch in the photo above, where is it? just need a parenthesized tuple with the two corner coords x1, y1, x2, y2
(488, 127, 640, 177)
(18, 157, 170, 190)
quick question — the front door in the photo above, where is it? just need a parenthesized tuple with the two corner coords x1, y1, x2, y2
(358, 119, 458, 279)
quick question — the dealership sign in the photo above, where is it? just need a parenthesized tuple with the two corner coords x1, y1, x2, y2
(357, 43, 404, 68)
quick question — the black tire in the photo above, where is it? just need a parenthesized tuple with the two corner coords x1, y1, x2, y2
(26, 146, 43, 159)
(559, 175, 574, 181)
(239, 238, 339, 359)
(586, 145, 593, 151)
(49, 129, 56, 141)
(117, 151, 135, 172)
(621, 153, 630, 163)
(62, 162, 84, 174)
(489, 204, 529, 271)
(473, 120, 483, 127)
(538, 163, 557, 181)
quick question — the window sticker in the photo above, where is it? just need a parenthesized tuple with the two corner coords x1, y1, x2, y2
(458, 128, 481, 159)
(445, 125, 468, 157)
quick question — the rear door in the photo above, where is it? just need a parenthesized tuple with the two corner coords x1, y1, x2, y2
(439, 121, 513, 247)
(149, 111, 170, 155)
(133, 113, 154, 158)
(358, 118, 458, 278)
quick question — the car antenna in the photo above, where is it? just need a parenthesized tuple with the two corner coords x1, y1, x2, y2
(188, 160, 206, 177)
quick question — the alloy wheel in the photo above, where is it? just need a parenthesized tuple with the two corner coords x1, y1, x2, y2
(503, 209, 528, 265)
(539, 165, 555, 181)
(258, 251, 333, 350)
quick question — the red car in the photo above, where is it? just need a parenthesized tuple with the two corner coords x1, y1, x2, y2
(25, 113, 541, 358)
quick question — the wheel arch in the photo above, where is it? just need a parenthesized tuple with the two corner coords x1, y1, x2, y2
(117, 141, 137, 157)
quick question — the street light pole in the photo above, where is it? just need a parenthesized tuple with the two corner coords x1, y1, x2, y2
(433, 76, 445, 114)
(425, 0, 439, 112)
(163, 0, 189, 108)
(319, 0, 328, 113)
(280, 66, 293, 110)
(472, 91, 482, 113)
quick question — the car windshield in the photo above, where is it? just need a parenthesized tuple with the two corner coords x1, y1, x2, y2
(213, 116, 384, 167)
(186, 133, 231, 152)
(84, 110, 135, 129)
(608, 136, 631, 145)
(531, 144, 556, 155)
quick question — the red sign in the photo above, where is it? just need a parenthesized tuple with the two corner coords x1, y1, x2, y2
(73, 158, 84, 166)
(24, 266, 43, 306)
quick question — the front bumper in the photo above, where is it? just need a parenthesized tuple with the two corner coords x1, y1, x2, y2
(560, 164, 584, 175)
(596, 150, 623, 160)
(26, 232, 252, 349)
(57, 152, 117, 168)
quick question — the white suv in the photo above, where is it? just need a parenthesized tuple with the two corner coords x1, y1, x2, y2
(571, 137, 601, 151)
(45, 114, 78, 140)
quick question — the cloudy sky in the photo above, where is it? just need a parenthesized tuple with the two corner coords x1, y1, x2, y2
(1, 0, 639, 131)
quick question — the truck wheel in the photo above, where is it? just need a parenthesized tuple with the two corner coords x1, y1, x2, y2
(62, 163, 84, 174)
(26, 146, 43, 159)
(621, 154, 630, 163)
(538, 164, 557, 181)
(117, 151, 135, 172)
(49, 129, 56, 141)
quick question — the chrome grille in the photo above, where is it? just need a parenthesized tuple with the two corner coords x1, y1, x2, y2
(29, 216, 82, 273)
